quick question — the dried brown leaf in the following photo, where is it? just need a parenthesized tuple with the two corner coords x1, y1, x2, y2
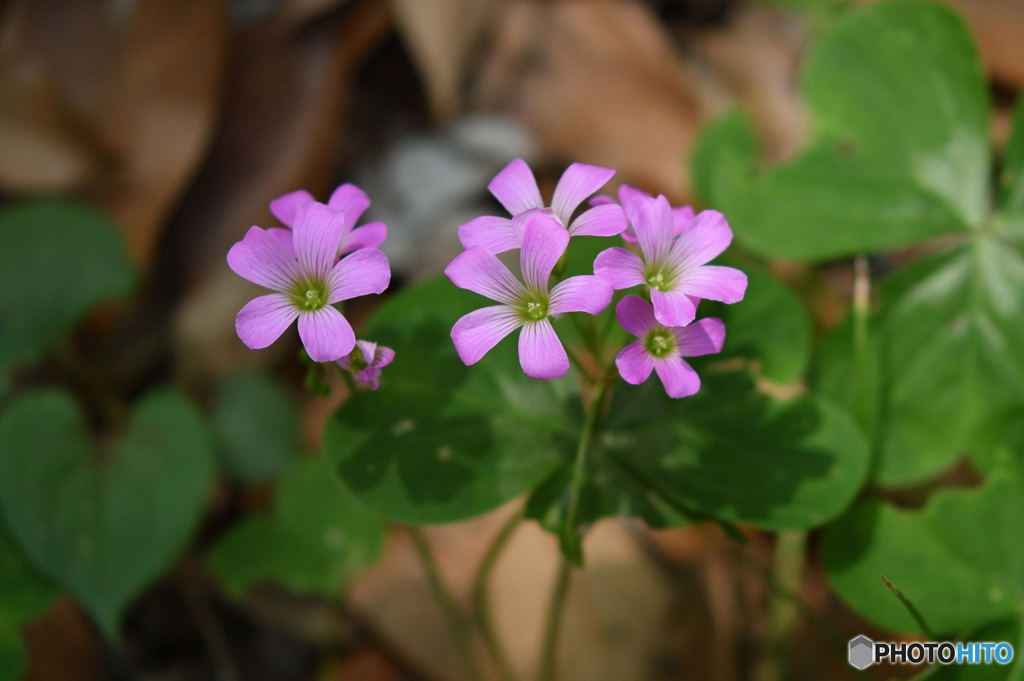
(473, 0, 706, 203)
(389, 0, 504, 120)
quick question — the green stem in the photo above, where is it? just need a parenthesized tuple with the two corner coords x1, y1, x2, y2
(472, 511, 523, 681)
(408, 527, 484, 681)
(538, 556, 573, 681)
(755, 530, 807, 681)
(852, 255, 871, 427)
(879, 573, 935, 640)
(562, 380, 610, 565)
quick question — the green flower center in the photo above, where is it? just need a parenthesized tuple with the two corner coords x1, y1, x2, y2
(291, 280, 329, 312)
(645, 266, 673, 292)
(518, 292, 550, 322)
(643, 328, 676, 359)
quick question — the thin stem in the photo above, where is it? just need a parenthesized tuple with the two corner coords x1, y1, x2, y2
(754, 530, 807, 681)
(472, 510, 524, 681)
(879, 573, 935, 640)
(537, 555, 573, 681)
(852, 255, 871, 426)
(408, 527, 485, 681)
(562, 379, 610, 565)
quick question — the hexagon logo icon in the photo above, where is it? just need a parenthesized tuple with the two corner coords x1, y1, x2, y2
(849, 635, 875, 669)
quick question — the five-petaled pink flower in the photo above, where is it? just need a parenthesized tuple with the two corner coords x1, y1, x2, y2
(591, 184, 695, 243)
(337, 340, 395, 390)
(227, 202, 391, 362)
(446, 212, 613, 379)
(458, 158, 627, 254)
(594, 194, 747, 327)
(268, 183, 387, 257)
(615, 295, 724, 398)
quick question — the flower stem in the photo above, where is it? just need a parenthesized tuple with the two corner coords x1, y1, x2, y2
(472, 510, 524, 681)
(754, 530, 807, 681)
(408, 527, 484, 681)
(852, 255, 871, 426)
(537, 555, 573, 681)
(562, 379, 609, 565)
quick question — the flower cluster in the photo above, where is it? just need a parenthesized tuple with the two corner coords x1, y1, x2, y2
(448, 159, 747, 398)
(227, 183, 394, 390)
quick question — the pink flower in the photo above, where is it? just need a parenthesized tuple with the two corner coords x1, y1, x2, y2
(614, 295, 724, 398)
(591, 184, 695, 243)
(337, 340, 395, 390)
(227, 202, 391, 362)
(267, 183, 387, 257)
(594, 194, 747, 327)
(458, 159, 626, 254)
(446, 212, 613, 379)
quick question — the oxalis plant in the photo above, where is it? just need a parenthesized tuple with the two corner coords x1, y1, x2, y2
(1, 1, 1023, 680)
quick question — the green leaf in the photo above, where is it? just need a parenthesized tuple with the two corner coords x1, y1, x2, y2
(701, 261, 812, 384)
(324, 277, 569, 524)
(692, 1, 989, 259)
(825, 460, 1024, 635)
(213, 371, 302, 483)
(0, 199, 135, 376)
(818, 234, 1024, 485)
(911, 619, 1023, 680)
(0, 522, 57, 681)
(207, 457, 386, 597)
(529, 371, 869, 533)
(999, 95, 1024, 215)
(0, 389, 215, 636)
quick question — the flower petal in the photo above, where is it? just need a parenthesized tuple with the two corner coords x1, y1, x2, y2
(373, 345, 396, 368)
(520, 213, 568, 291)
(615, 340, 654, 385)
(671, 210, 733, 269)
(451, 306, 522, 365)
(227, 226, 301, 292)
(551, 163, 614, 223)
(327, 183, 371, 228)
(549, 275, 612, 315)
(568, 204, 627, 238)
(458, 215, 520, 254)
(518, 319, 568, 380)
(672, 205, 696, 236)
(488, 159, 543, 215)
(445, 247, 525, 304)
(675, 317, 726, 357)
(677, 265, 748, 304)
(629, 194, 674, 264)
(236, 293, 299, 349)
(267, 227, 295, 255)
(293, 202, 345, 278)
(328, 248, 391, 302)
(341, 221, 387, 254)
(298, 306, 355, 362)
(650, 288, 698, 326)
(617, 184, 650, 206)
(654, 357, 701, 398)
(614, 295, 658, 338)
(593, 247, 646, 290)
(269, 190, 315, 227)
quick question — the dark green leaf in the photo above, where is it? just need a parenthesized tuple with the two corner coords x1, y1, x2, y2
(702, 261, 812, 383)
(0, 389, 215, 636)
(0, 200, 135, 376)
(529, 371, 869, 533)
(325, 277, 570, 524)
(213, 371, 302, 483)
(825, 459, 1024, 635)
(207, 457, 386, 596)
(0, 522, 57, 681)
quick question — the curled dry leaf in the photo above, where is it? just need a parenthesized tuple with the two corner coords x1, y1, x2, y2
(170, 1, 392, 385)
(472, 0, 706, 202)
(0, 0, 228, 271)
(389, 0, 504, 120)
